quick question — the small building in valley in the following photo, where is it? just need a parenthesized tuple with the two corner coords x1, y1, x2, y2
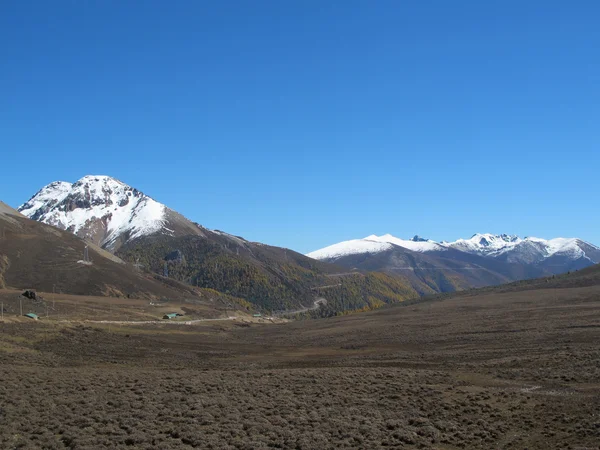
(162, 313, 182, 320)
(24, 313, 39, 320)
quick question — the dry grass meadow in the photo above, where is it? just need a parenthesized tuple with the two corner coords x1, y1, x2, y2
(1, 281, 599, 449)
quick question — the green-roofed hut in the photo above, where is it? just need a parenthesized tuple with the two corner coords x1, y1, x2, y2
(24, 313, 39, 320)
(163, 313, 180, 320)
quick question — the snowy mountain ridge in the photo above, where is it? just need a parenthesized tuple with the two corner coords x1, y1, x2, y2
(447, 233, 599, 262)
(365, 234, 446, 252)
(19, 175, 169, 250)
(308, 233, 599, 265)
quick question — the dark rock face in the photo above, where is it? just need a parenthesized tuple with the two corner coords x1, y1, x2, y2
(29, 208, 47, 221)
(63, 197, 91, 211)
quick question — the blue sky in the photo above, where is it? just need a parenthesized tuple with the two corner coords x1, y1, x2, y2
(1, 1, 598, 253)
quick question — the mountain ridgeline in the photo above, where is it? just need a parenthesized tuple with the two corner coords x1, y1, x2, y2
(15, 176, 600, 315)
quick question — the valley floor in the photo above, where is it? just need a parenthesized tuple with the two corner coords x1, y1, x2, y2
(1, 285, 599, 449)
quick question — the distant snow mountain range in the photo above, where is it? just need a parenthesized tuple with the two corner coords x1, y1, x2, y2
(308, 233, 599, 265)
(17, 175, 600, 298)
(308, 233, 600, 272)
(306, 233, 599, 295)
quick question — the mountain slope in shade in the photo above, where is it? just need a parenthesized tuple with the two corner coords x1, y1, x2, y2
(19, 175, 202, 251)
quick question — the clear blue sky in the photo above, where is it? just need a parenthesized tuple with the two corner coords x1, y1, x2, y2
(1, 1, 599, 253)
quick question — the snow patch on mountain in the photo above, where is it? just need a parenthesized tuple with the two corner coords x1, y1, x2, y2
(307, 234, 444, 259)
(306, 238, 394, 260)
(211, 229, 248, 246)
(365, 234, 446, 252)
(447, 233, 523, 255)
(526, 237, 588, 259)
(19, 181, 73, 217)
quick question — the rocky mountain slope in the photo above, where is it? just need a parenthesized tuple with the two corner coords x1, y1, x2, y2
(19, 175, 202, 251)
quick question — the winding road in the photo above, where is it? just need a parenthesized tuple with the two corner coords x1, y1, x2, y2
(272, 297, 327, 317)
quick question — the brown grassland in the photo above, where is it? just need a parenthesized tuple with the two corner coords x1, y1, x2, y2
(0, 275, 599, 449)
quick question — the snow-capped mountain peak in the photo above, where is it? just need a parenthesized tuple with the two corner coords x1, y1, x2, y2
(306, 233, 445, 260)
(19, 175, 167, 250)
(450, 233, 524, 253)
(306, 237, 394, 260)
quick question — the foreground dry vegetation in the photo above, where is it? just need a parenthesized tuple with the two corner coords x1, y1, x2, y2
(1, 281, 599, 449)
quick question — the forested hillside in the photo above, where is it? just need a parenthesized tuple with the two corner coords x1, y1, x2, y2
(117, 234, 419, 313)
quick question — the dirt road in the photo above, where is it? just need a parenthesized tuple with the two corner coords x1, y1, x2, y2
(273, 297, 327, 316)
